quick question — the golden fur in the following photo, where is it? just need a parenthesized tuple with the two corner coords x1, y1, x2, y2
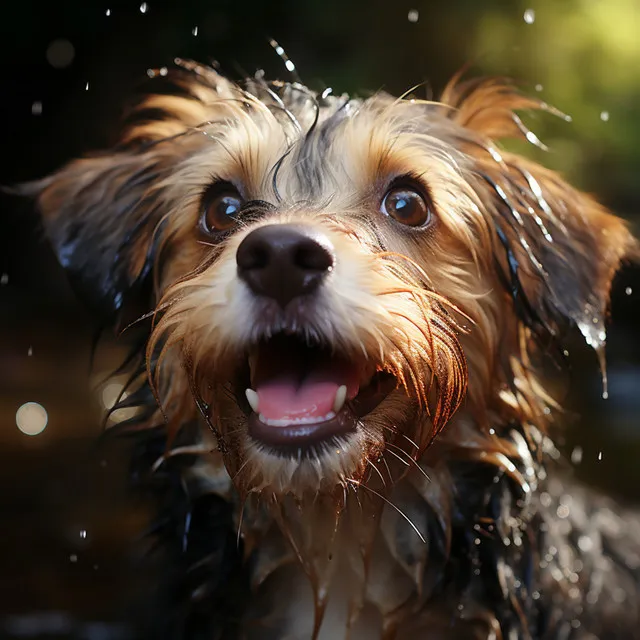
(29, 60, 637, 638)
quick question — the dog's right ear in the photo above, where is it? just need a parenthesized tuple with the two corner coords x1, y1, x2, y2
(19, 148, 173, 321)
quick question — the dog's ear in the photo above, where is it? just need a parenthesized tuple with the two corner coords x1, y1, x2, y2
(19, 61, 235, 322)
(21, 150, 170, 320)
(444, 78, 637, 346)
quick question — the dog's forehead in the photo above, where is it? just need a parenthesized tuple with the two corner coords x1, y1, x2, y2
(208, 90, 463, 202)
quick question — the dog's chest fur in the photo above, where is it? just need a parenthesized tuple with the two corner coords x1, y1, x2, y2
(178, 418, 640, 640)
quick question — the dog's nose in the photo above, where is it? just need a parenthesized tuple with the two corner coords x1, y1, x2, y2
(236, 224, 335, 308)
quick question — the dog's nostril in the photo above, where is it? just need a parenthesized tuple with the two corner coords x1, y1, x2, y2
(236, 224, 335, 308)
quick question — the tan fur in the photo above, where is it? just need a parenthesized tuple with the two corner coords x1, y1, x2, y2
(30, 62, 636, 638)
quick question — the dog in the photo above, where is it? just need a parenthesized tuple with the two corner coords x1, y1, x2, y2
(24, 58, 640, 639)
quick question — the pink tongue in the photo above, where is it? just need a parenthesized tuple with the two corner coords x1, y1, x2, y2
(253, 343, 359, 423)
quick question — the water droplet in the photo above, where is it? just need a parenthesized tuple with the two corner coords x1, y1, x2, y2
(625, 286, 632, 295)
(602, 390, 609, 400)
(105, 8, 111, 16)
(139, 2, 148, 13)
(46, 39, 75, 69)
(16, 402, 48, 436)
(489, 428, 496, 435)
(80, 529, 87, 539)
(159, 67, 168, 76)
(600, 111, 609, 122)
(408, 9, 419, 22)
(192, 26, 198, 36)
(146, 68, 155, 78)
(543, 407, 551, 415)
(31, 101, 43, 116)
(570, 446, 583, 465)
(285, 60, 295, 72)
(563, 349, 569, 357)
(27, 346, 33, 357)
(523, 9, 535, 24)
(535, 83, 543, 92)
(85, 82, 89, 91)
(597, 451, 603, 461)
(69, 554, 78, 563)
(0, 272, 8, 285)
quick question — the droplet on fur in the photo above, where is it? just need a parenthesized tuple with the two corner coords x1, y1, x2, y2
(139, 2, 148, 13)
(192, 26, 198, 36)
(600, 111, 610, 122)
(626, 287, 633, 295)
(0, 273, 8, 285)
(408, 9, 419, 22)
(31, 101, 43, 116)
(571, 446, 583, 465)
(523, 9, 535, 24)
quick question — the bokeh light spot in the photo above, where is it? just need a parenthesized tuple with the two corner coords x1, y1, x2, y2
(46, 39, 75, 69)
(16, 402, 48, 436)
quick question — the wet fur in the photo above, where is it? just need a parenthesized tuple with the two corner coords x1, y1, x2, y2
(26, 59, 640, 638)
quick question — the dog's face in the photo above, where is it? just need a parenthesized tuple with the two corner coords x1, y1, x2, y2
(31, 62, 633, 501)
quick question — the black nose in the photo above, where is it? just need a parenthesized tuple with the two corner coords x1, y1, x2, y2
(236, 224, 335, 308)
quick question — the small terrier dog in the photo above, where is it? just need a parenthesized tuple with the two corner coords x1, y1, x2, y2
(27, 59, 640, 639)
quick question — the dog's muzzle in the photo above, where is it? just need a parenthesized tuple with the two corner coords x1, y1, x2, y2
(234, 224, 396, 454)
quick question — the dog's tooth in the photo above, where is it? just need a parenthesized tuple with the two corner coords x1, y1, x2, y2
(245, 388, 260, 413)
(333, 385, 347, 414)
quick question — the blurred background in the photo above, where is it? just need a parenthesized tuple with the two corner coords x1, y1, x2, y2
(1, 0, 639, 637)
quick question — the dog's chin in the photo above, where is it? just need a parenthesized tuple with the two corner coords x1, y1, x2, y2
(208, 332, 406, 496)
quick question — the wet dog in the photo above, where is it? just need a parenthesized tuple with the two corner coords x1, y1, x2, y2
(27, 59, 640, 638)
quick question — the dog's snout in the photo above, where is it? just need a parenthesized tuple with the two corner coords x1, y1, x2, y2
(236, 224, 335, 307)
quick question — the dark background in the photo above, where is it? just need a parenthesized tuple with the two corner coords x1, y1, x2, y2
(1, 1, 639, 637)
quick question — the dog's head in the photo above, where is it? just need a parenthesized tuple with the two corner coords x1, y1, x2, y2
(29, 61, 634, 500)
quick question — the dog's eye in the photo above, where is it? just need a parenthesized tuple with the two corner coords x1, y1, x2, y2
(200, 183, 244, 234)
(380, 185, 432, 227)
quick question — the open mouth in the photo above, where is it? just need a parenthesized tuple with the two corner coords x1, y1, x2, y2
(236, 334, 396, 452)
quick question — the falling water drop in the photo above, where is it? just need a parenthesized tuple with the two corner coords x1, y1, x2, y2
(27, 346, 33, 356)
(625, 287, 633, 295)
(139, 2, 148, 13)
(408, 9, 419, 22)
(31, 101, 43, 116)
(600, 111, 610, 122)
(192, 26, 198, 36)
(535, 83, 543, 92)
(69, 554, 78, 563)
(523, 9, 535, 24)
(0, 273, 8, 285)
(595, 345, 609, 400)
(105, 8, 111, 16)
(85, 82, 89, 91)
(79, 529, 87, 539)
(570, 446, 583, 465)
(597, 451, 603, 461)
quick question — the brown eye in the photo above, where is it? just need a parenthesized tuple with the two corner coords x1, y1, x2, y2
(380, 184, 432, 227)
(200, 183, 244, 234)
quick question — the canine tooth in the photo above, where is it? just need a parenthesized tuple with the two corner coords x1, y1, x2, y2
(245, 388, 259, 413)
(333, 385, 347, 413)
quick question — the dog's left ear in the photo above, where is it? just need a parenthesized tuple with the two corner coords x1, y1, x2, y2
(445, 78, 637, 344)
